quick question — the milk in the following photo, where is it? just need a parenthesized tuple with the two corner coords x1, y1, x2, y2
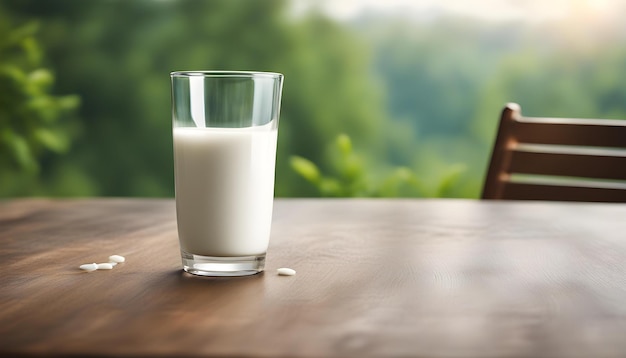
(173, 125, 278, 257)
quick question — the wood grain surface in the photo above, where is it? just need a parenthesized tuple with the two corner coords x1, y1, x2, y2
(1, 198, 626, 357)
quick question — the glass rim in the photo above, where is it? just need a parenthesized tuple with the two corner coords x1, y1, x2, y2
(170, 70, 283, 79)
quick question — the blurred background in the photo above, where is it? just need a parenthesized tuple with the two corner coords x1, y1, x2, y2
(2, 0, 626, 198)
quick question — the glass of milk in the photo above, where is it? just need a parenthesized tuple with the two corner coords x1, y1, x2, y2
(170, 71, 283, 276)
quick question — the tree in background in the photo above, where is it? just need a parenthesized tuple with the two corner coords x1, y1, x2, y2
(472, 17, 626, 148)
(0, 6, 80, 196)
(3, 0, 626, 198)
(1, 0, 390, 197)
(354, 13, 626, 198)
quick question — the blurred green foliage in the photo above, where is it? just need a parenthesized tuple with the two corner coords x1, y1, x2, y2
(2, 0, 626, 198)
(291, 134, 372, 197)
(0, 12, 80, 195)
(290, 134, 466, 197)
(1, 0, 389, 197)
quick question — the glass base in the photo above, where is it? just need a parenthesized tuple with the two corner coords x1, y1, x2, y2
(181, 251, 265, 277)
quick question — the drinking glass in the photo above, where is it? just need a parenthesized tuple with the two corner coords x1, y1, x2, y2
(170, 71, 283, 276)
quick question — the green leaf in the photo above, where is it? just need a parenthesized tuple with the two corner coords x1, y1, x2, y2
(7, 132, 37, 171)
(319, 178, 341, 196)
(434, 164, 467, 197)
(22, 36, 42, 65)
(340, 155, 363, 182)
(336, 134, 352, 156)
(28, 69, 53, 91)
(290, 155, 321, 183)
(0, 65, 26, 84)
(57, 95, 81, 110)
(25, 96, 58, 123)
(34, 128, 69, 153)
(377, 167, 423, 197)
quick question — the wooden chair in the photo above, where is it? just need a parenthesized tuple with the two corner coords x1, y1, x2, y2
(482, 103, 626, 202)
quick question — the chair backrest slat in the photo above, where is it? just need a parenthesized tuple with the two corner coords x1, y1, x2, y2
(512, 118, 626, 148)
(482, 103, 626, 202)
(509, 149, 626, 180)
(501, 181, 626, 203)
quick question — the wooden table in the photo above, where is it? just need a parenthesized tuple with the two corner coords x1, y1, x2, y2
(1, 198, 626, 357)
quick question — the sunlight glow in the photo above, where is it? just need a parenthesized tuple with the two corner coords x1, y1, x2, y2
(307, 0, 624, 24)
